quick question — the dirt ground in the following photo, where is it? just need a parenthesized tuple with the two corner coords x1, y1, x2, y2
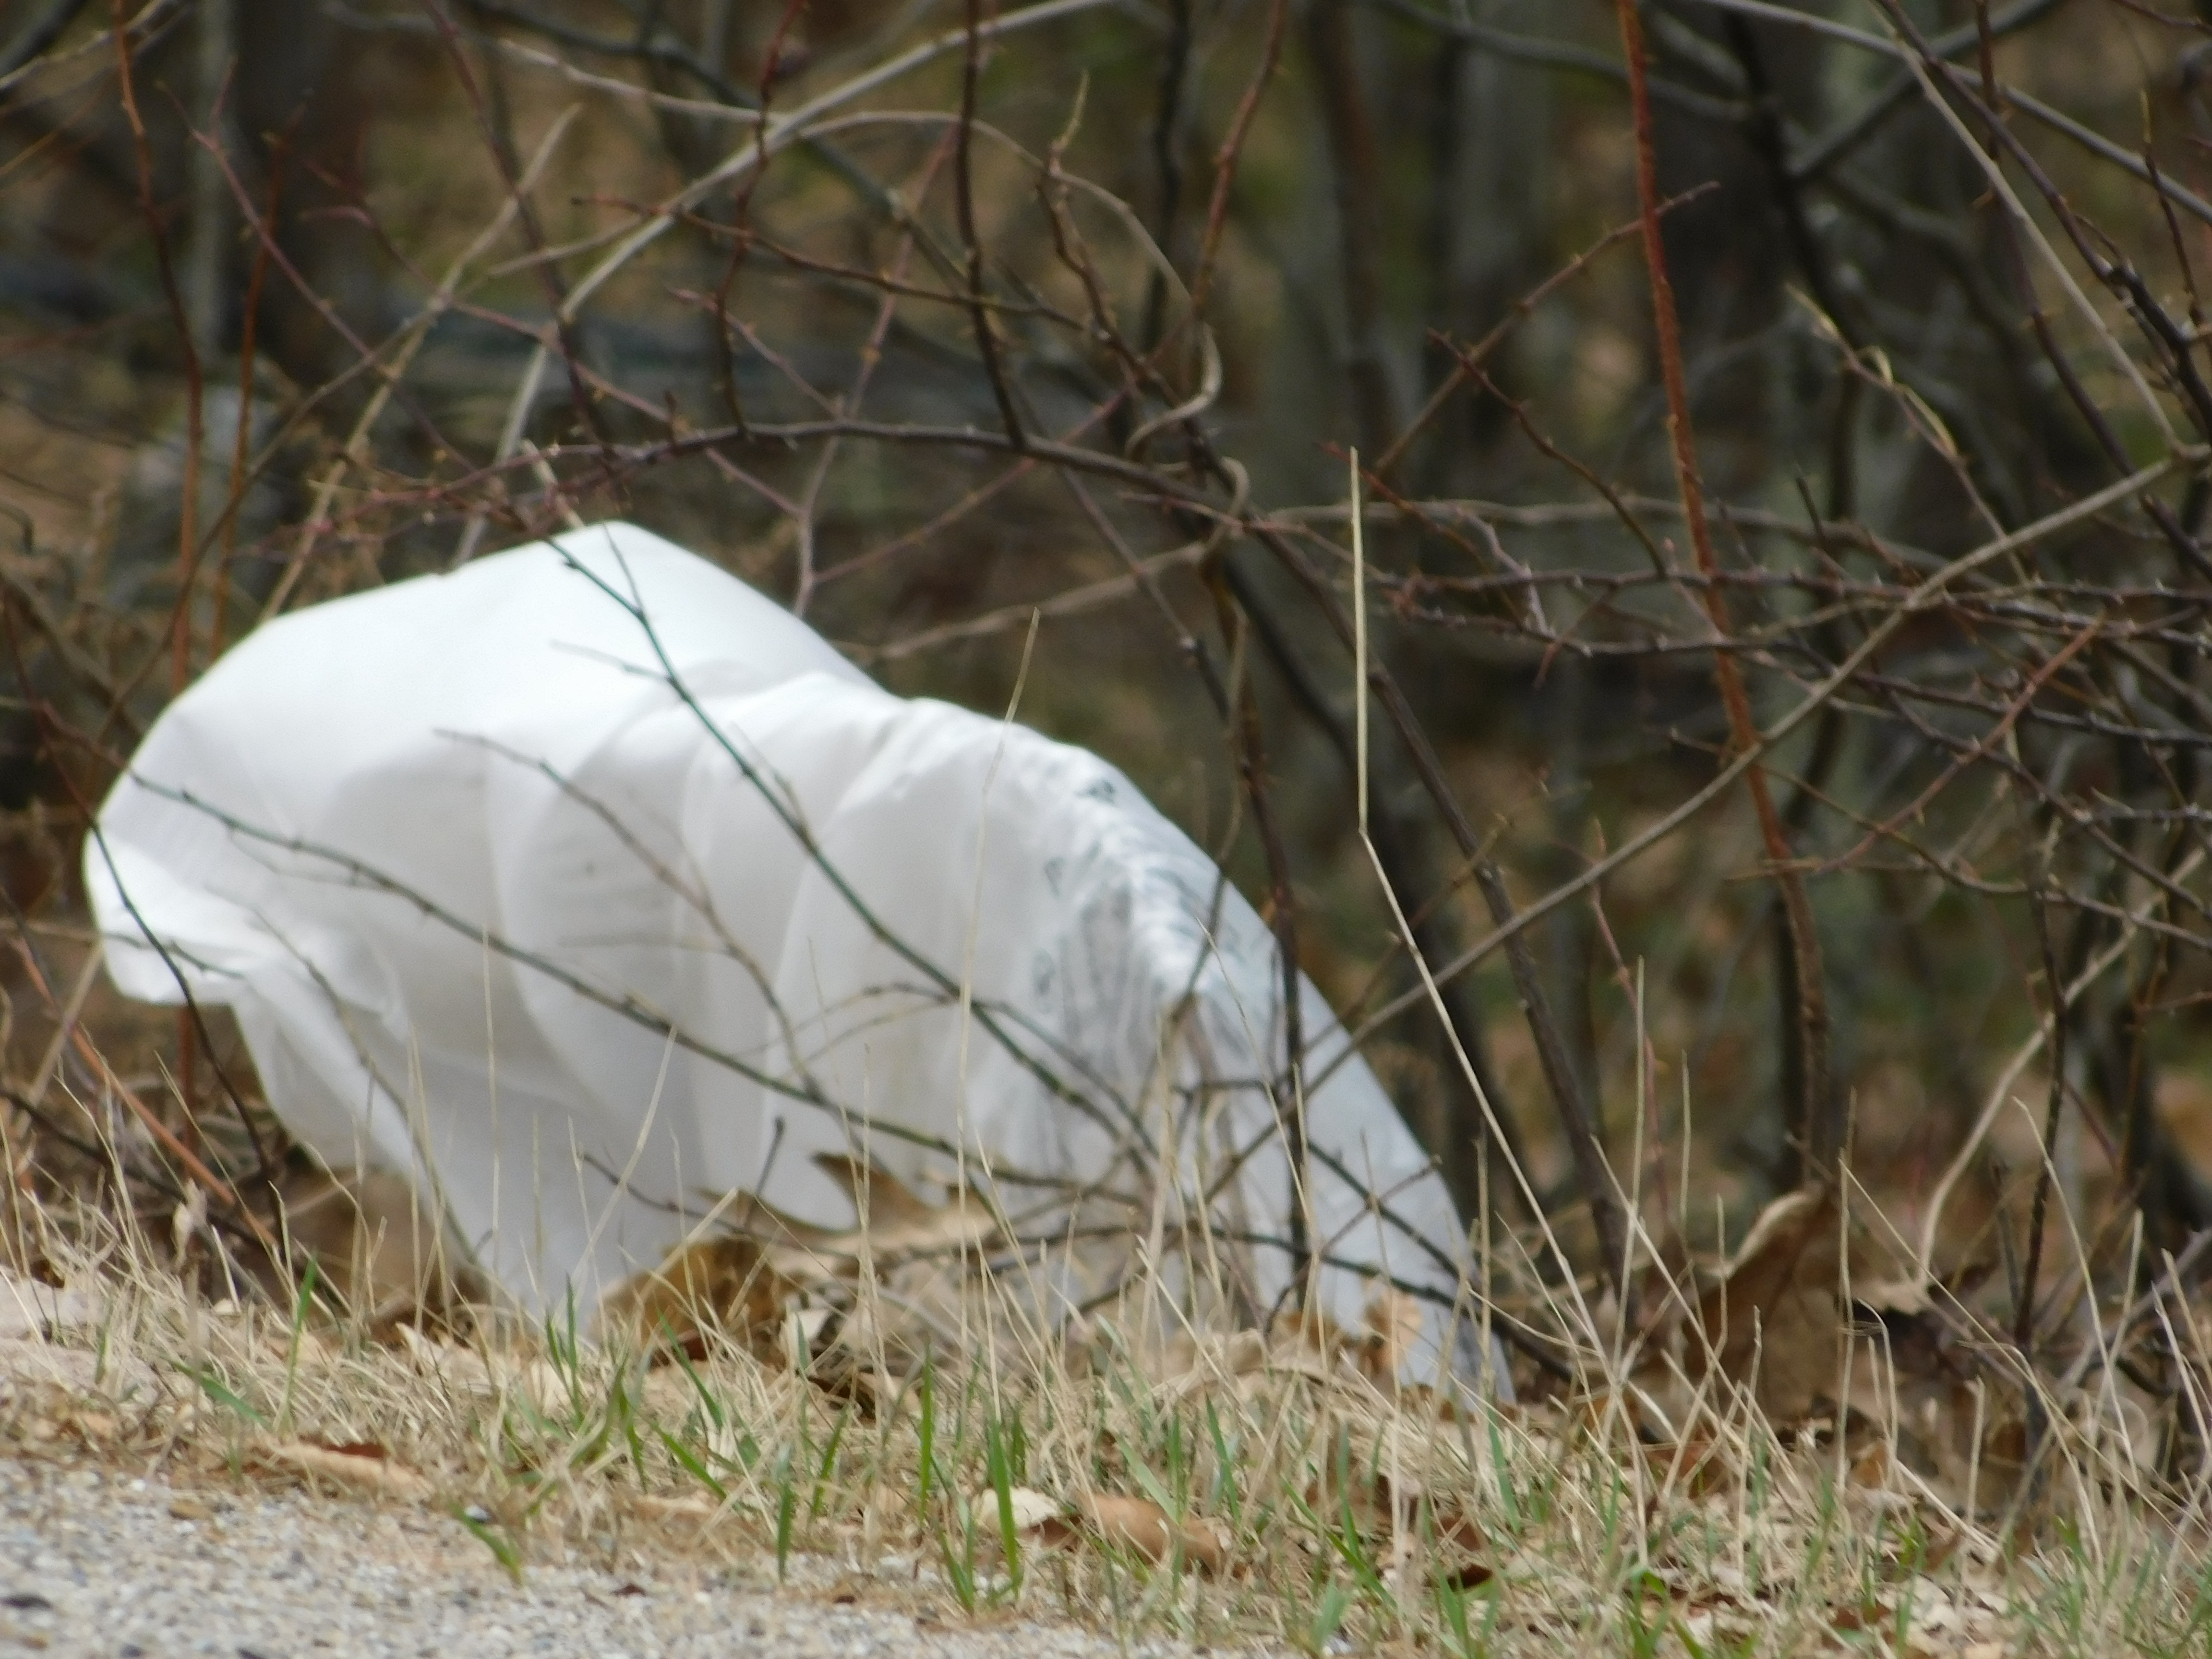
(0, 1334, 1204, 1659)
(0, 1453, 1208, 1659)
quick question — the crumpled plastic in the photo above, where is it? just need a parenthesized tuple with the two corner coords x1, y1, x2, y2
(88, 522, 1474, 1365)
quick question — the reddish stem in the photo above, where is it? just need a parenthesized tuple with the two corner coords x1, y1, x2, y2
(1614, 0, 1835, 1181)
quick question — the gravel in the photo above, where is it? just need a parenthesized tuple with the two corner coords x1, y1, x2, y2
(0, 1457, 1188, 1659)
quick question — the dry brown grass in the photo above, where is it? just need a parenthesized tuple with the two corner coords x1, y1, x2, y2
(0, 1160, 2203, 1659)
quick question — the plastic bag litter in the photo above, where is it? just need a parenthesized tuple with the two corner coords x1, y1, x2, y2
(88, 522, 1477, 1369)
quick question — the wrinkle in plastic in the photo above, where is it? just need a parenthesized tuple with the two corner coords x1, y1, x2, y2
(88, 523, 1470, 1362)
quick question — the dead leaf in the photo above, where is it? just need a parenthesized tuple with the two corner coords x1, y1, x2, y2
(1034, 1513, 1083, 1551)
(1280, 1305, 1354, 1358)
(986, 1486, 1072, 1563)
(598, 1157, 1006, 1378)
(1696, 1187, 1845, 1423)
(268, 1166, 481, 1332)
(1070, 1491, 1228, 1574)
(1431, 1502, 1486, 1555)
(1424, 1500, 1492, 1589)
(788, 1153, 999, 1266)
(1642, 1435, 1731, 1498)
(262, 1440, 432, 1500)
(1854, 1275, 1933, 1317)
(612, 1158, 996, 1320)
(596, 1234, 798, 1362)
(1849, 1438, 1891, 1489)
(1694, 1185, 1938, 1425)
(1438, 1558, 1494, 1591)
(1360, 1289, 1425, 1382)
(1000, 1486, 1063, 1532)
(1827, 1602, 1868, 1634)
(811, 1154, 945, 1232)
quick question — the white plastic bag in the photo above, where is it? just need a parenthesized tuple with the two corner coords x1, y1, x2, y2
(89, 522, 1473, 1364)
